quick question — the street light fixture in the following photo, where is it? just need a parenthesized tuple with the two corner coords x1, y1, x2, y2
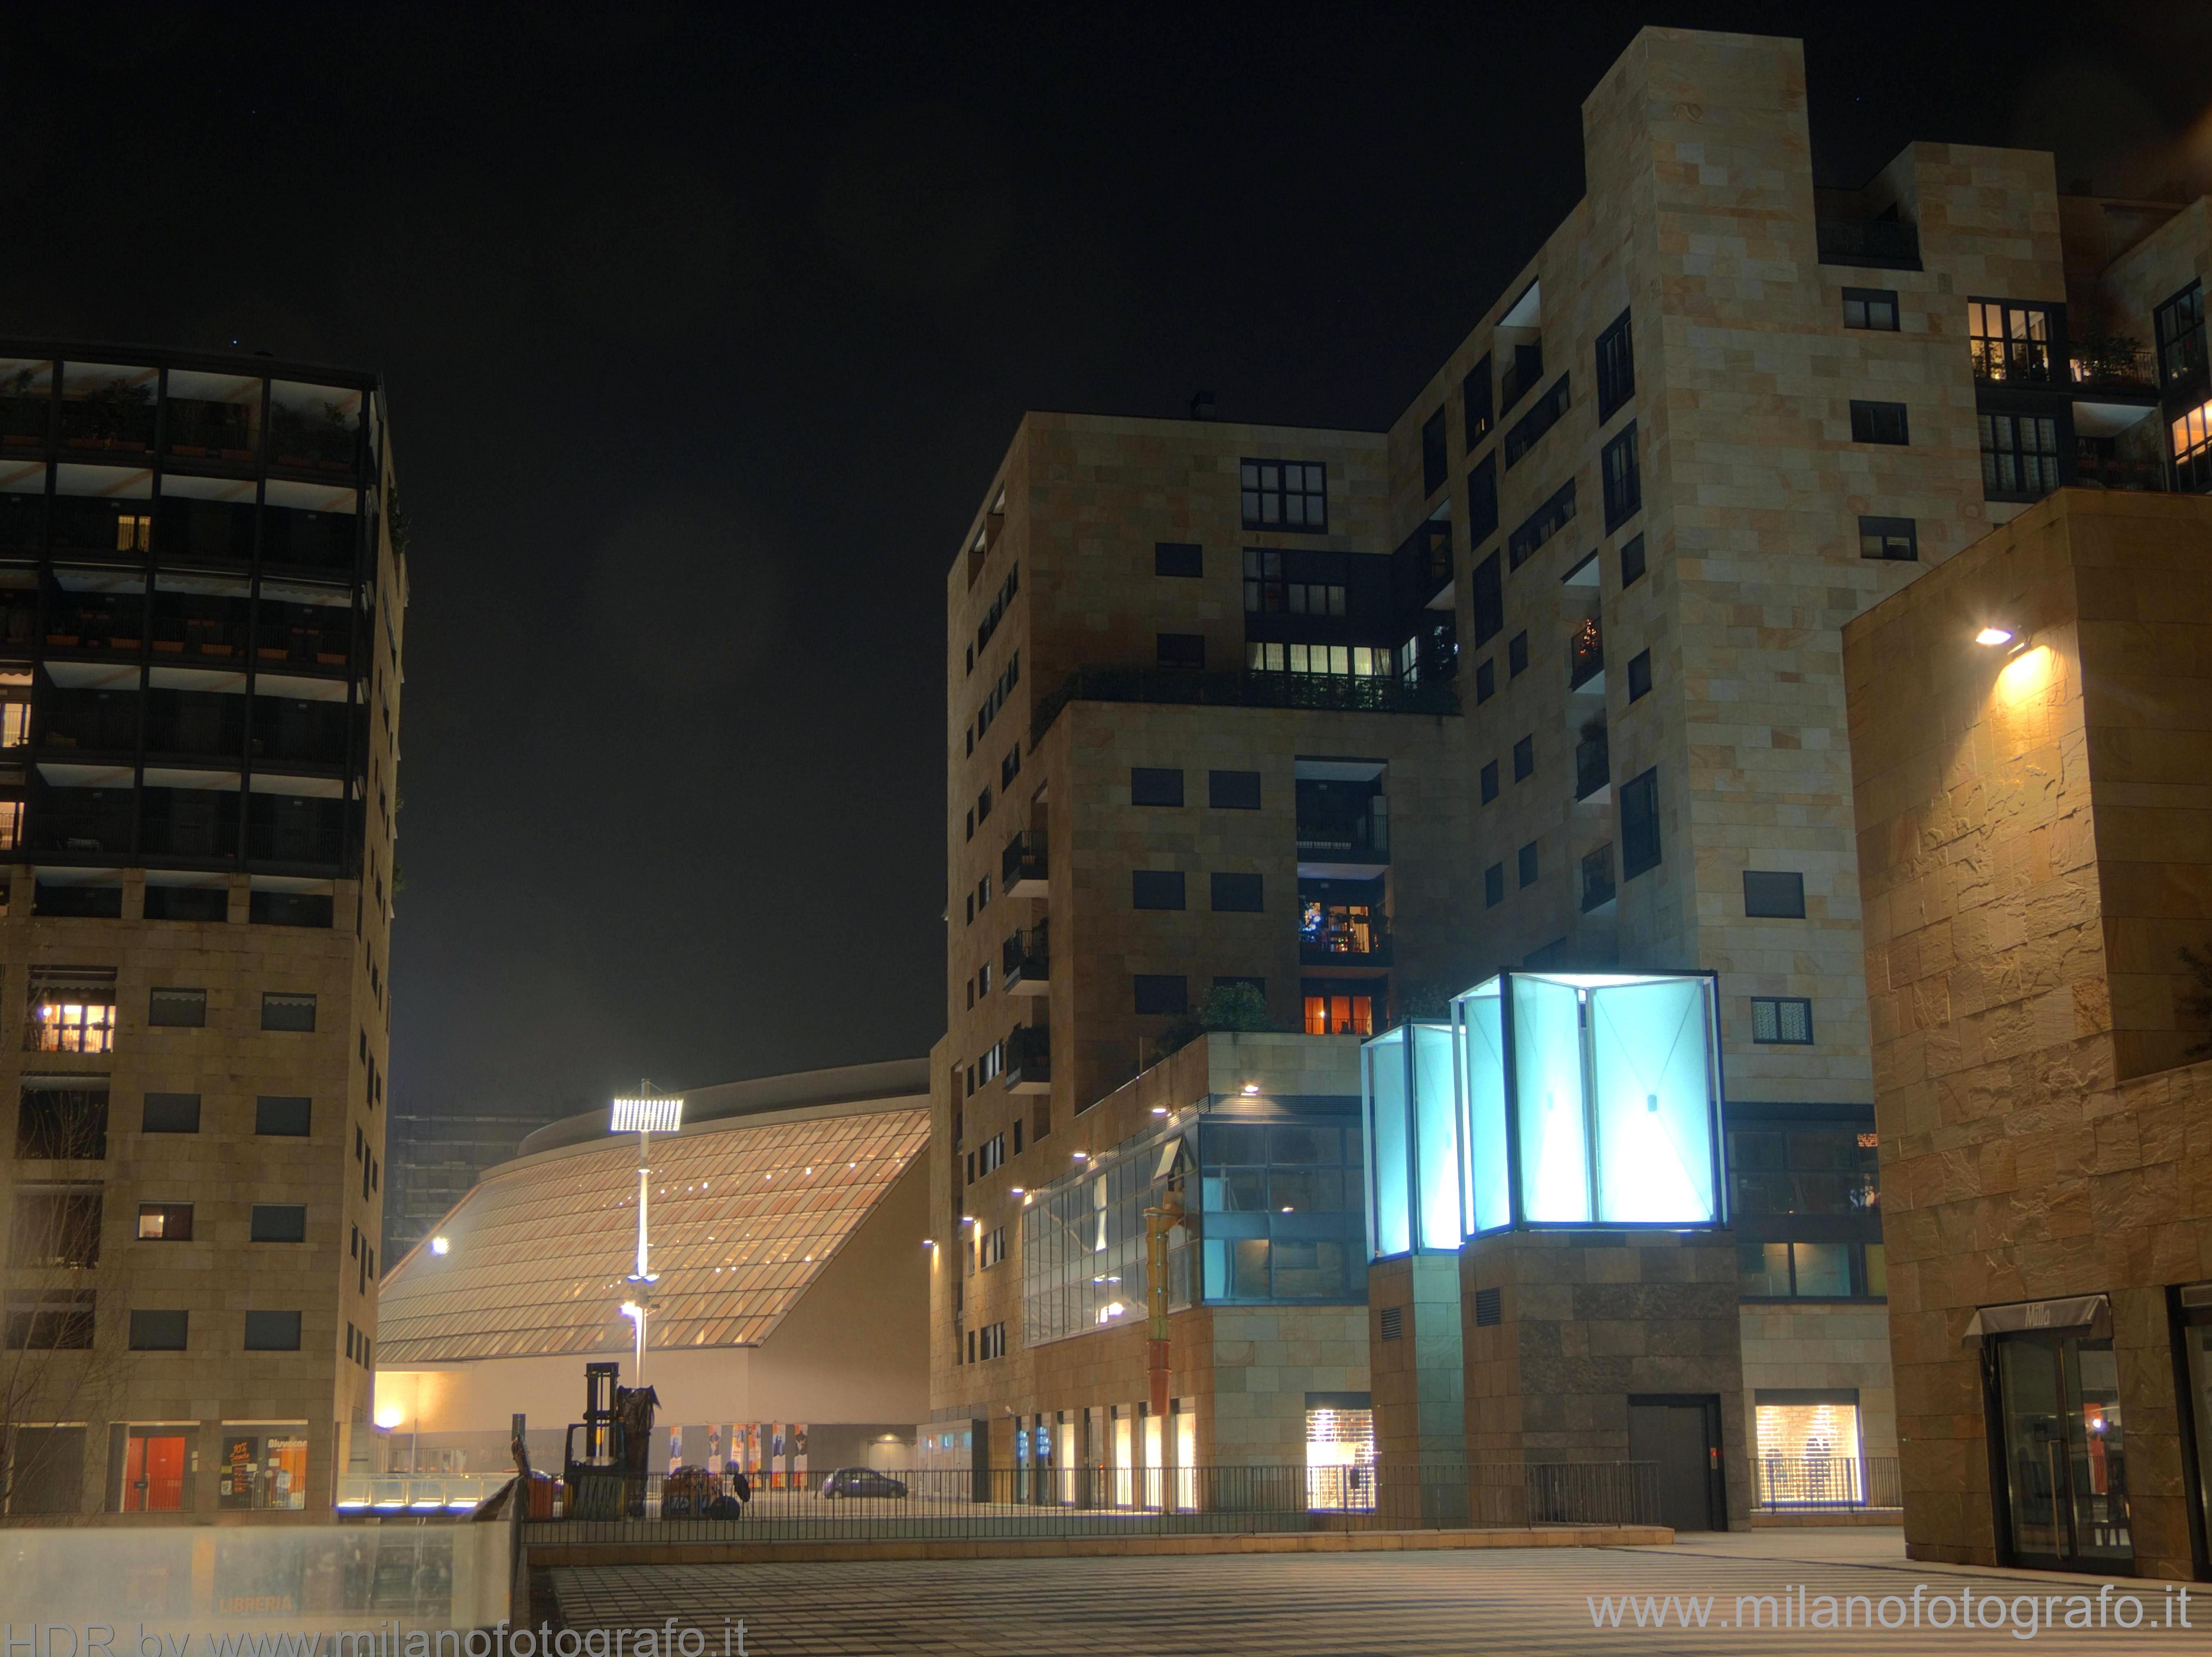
(1975, 627, 2015, 647)
(610, 1084, 683, 1385)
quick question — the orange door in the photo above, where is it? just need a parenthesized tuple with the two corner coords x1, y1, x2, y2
(124, 1433, 188, 1512)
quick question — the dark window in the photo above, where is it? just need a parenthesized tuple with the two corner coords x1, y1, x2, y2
(4, 1292, 95, 1351)
(1483, 864, 1505, 907)
(1507, 479, 1575, 568)
(1621, 533, 1646, 587)
(260, 992, 315, 1032)
(1474, 658, 1496, 703)
(1131, 767, 1183, 807)
(1621, 767, 1661, 878)
(1512, 735, 1534, 781)
(10, 1189, 101, 1267)
(1743, 870, 1807, 918)
(243, 1310, 302, 1351)
(1132, 870, 1186, 910)
(1979, 412, 2061, 500)
(1211, 873, 1264, 912)
(1601, 422, 1640, 531)
(148, 988, 206, 1028)
(1517, 841, 1539, 888)
(148, 885, 230, 923)
(250, 1204, 308, 1243)
(129, 1309, 188, 1351)
(1858, 515, 1918, 560)
(1209, 770, 1261, 810)
(141, 1093, 200, 1133)
(1463, 356, 1493, 449)
(1479, 761, 1498, 803)
(254, 1095, 311, 1137)
(1154, 541, 1202, 577)
(15, 1087, 108, 1160)
(1464, 455, 1499, 554)
(1751, 997, 1815, 1045)
(1507, 631, 1528, 677)
(1470, 548, 1503, 644)
(2155, 281, 2205, 388)
(1594, 309, 1635, 421)
(1156, 633, 1205, 669)
(1627, 649, 1652, 701)
(1421, 406, 1448, 496)
(1503, 375, 1570, 468)
(1842, 287, 1899, 331)
(34, 880, 123, 918)
(1849, 400, 1910, 445)
(1133, 975, 1189, 1016)
(136, 1202, 192, 1241)
(1240, 459, 1327, 531)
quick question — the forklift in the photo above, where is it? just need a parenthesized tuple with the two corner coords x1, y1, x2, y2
(562, 1361, 658, 1519)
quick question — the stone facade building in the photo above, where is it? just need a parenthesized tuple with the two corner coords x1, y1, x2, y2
(0, 344, 403, 1520)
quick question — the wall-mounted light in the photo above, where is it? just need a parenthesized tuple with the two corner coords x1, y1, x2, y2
(923, 1238, 937, 1249)
(1975, 627, 2015, 647)
(374, 1403, 404, 1431)
(962, 1214, 977, 1226)
(1150, 1106, 1168, 1116)
(1241, 1083, 1260, 1096)
(1073, 1151, 1088, 1160)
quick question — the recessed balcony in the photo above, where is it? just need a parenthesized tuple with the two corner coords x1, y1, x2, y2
(1003, 830, 1047, 898)
(1003, 924, 1050, 996)
(1005, 1024, 1051, 1094)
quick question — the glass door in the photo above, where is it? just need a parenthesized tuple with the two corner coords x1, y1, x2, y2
(1993, 1333, 2132, 1569)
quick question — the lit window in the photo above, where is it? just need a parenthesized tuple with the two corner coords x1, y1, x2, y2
(1967, 300, 2056, 381)
(2172, 397, 2212, 493)
(28, 970, 118, 1054)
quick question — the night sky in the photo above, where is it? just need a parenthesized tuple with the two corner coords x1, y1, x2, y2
(2, 3, 2201, 1124)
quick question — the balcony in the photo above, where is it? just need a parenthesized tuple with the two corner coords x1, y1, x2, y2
(1390, 518, 1452, 614)
(1002, 831, 1048, 897)
(1300, 905, 1392, 967)
(1003, 925, 1050, 996)
(1005, 1024, 1051, 1094)
(2072, 452, 2166, 491)
(1575, 727, 1609, 802)
(2069, 342, 2159, 399)
(1814, 217, 1921, 271)
(1568, 617, 1603, 690)
(1580, 844, 1616, 913)
(1297, 810, 1389, 865)
(1032, 666, 1455, 748)
(1498, 340, 1544, 417)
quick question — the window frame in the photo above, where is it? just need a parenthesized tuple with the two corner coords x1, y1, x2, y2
(1621, 766, 1661, 878)
(1601, 421, 1640, 531)
(1239, 458, 1328, 533)
(1848, 400, 1910, 445)
(1594, 309, 1635, 421)
(1153, 541, 1202, 578)
(1841, 287, 1899, 331)
(1979, 410, 2064, 502)
(1857, 515, 1918, 561)
(1462, 356, 1493, 451)
(1750, 995, 1815, 1045)
(1743, 870, 1807, 919)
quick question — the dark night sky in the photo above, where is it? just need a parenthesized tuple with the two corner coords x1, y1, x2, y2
(2, 2, 2203, 1123)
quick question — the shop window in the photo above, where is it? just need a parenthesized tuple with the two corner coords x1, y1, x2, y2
(1992, 1333, 2131, 1569)
(1305, 1401, 1376, 1512)
(217, 1427, 308, 1509)
(1754, 1390, 1864, 1507)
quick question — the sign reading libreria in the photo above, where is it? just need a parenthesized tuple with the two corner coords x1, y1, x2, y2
(1362, 971, 1726, 1254)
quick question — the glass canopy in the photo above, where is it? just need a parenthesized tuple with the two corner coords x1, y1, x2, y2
(1362, 970, 1725, 1254)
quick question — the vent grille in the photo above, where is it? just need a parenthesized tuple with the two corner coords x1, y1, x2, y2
(1378, 1305, 1404, 1341)
(1473, 1286, 1502, 1327)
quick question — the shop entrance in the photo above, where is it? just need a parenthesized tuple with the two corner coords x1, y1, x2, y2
(1628, 1394, 1724, 1532)
(1990, 1332, 2133, 1571)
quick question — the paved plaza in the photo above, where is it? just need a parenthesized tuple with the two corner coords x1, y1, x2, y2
(548, 1528, 2210, 1655)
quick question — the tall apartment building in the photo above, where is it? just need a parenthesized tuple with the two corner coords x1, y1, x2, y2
(0, 343, 403, 1519)
(929, 26, 2212, 1505)
(383, 1106, 558, 1260)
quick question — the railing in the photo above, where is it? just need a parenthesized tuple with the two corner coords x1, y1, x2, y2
(1580, 844, 1615, 912)
(2070, 349, 2158, 395)
(1300, 927, 1393, 966)
(1815, 217, 1921, 270)
(1033, 666, 1456, 747)
(1002, 829, 1047, 890)
(1296, 813, 1389, 861)
(522, 1461, 1662, 1543)
(1006, 1023, 1051, 1087)
(1002, 924, 1049, 990)
(1569, 619, 1603, 689)
(2072, 453, 2166, 491)
(1575, 733, 1609, 800)
(1754, 1455, 1902, 1510)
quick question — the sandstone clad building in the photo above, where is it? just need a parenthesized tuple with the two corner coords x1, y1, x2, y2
(0, 343, 403, 1519)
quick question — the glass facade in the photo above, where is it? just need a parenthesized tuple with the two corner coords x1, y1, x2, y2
(1360, 1024, 1457, 1255)
(1363, 970, 1726, 1254)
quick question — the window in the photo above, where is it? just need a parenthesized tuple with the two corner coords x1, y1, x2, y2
(975, 785, 992, 825)
(1841, 287, 1899, 331)
(2177, 397, 2212, 493)
(28, 969, 118, 1054)
(1512, 735, 1533, 781)
(1743, 870, 1807, 918)
(129, 1310, 189, 1351)
(1470, 547, 1502, 644)
(1211, 873, 1264, 912)
(1001, 745, 1021, 791)
(1463, 356, 1493, 449)
(1240, 459, 1327, 531)
(1154, 541, 1202, 577)
(1601, 422, 1640, 531)
(1858, 515, 1917, 560)
(142, 1093, 200, 1133)
(1968, 300, 2057, 381)
(1751, 996, 1814, 1044)
(242, 1311, 302, 1351)
(15, 1085, 108, 1160)
(1132, 870, 1186, 910)
(1242, 549, 1346, 616)
(978, 1226, 1006, 1269)
(1421, 406, 1448, 496)
(1209, 769, 1261, 809)
(1507, 479, 1575, 568)
(1466, 452, 1498, 547)
(1620, 533, 1646, 587)
(977, 1322, 1007, 1360)
(251, 1205, 307, 1243)
(1479, 761, 1498, 803)
(1483, 863, 1504, 907)
(148, 988, 206, 1028)
(1627, 649, 1652, 701)
(1131, 767, 1183, 807)
(260, 993, 315, 1032)
(1246, 641, 1390, 677)
(1134, 974, 1188, 1016)
(1156, 633, 1205, 669)
(1848, 400, 1909, 445)
(11, 1188, 102, 1268)
(975, 1131, 1006, 1177)
(1474, 658, 1496, 702)
(136, 1203, 193, 1241)
(1503, 375, 1570, 468)
(1594, 309, 1635, 420)
(254, 1096, 311, 1136)
(1517, 841, 1538, 888)
(1507, 631, 1528, 677)
(5, 1291, 95, 1350)
(1621, 766, 1661, 877)
(1299, 985, 1375, 1038)
(1741, 1247, 1883, 1300)
(2155, 281, 2205, 388)
(1979, 412, 2061, 500)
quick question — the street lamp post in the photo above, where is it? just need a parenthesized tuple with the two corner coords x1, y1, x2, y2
(609, 1084, 683, 1387)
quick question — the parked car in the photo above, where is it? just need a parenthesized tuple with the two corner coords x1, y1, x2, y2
(820, 1466, 908, 1499)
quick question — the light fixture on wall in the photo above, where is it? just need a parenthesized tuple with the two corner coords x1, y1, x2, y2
(1975, 627, 2015, 647)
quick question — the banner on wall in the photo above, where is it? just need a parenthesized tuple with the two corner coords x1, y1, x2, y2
(769, 1423, 787, 1488)
(793, 1422, 808, 1489)
(742, 1423, 759, 1474)
(668, 1426, 683, 1475)
(707, 1424, 723, 1474)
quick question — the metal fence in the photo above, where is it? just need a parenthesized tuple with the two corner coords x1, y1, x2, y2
(1754, 1455, 1902, 1511)
(524, 1461, 1660, 1543)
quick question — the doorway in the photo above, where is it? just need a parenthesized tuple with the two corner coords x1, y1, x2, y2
(1990, 1333, 2133, 1570)
(1628, 1395, 1725, 1532)
(121, 1429, 188, 1512)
